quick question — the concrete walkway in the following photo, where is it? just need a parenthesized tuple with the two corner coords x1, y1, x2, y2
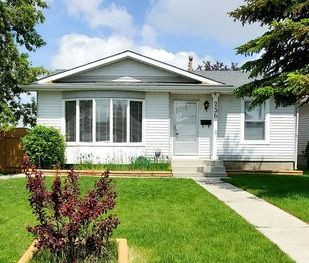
(196, 178, 309, 263)
(0, 174, 25, 180)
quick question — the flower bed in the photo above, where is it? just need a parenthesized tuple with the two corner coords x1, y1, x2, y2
(41, 169, 172, 177)
(17, 239, 129, 263)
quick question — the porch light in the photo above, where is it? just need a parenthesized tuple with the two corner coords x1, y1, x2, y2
(204, 100, 210, 112)
(154, 149, 161, 159)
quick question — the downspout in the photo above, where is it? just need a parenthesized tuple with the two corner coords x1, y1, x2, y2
(294, 106, 299, 170)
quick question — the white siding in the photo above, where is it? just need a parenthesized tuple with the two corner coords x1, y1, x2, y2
(66, 146, 145, 164)
(61, 59, 196, 83)
(198, 95, 212, 158)
(298, 104, 309, 155)
(37, 91, 297, 163)
(145, 92, 170, 157)
(37, 91, 63, 130)
(217, 95, 296, 161)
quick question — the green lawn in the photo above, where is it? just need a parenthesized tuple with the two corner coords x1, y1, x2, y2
(0, 178, 293, 263)
(224, 174, 309, 223)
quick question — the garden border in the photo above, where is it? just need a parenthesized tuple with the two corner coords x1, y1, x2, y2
(17, 239, 129, 263)
(227, 170, 303, 175)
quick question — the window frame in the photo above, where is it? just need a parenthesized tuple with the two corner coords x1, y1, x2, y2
(240, 98, 270, 144)
(129, 100, 144, 143)
(95, 98, 111, 143)
(63, 98, 145, 146)
(64, 100, 77, 142)
(112, 99, 129, 143)
(79, 99, 94, 143)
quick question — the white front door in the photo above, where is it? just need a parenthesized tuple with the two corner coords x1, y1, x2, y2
(173, 101, 198, 155)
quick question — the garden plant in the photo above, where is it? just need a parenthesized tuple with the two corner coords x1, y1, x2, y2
(23, 159, 119, 263)
(22, 125, 66, 168)
(74, 155, 171, 171)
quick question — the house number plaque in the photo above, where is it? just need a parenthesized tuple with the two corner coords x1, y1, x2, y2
(213, 101, 218, 119)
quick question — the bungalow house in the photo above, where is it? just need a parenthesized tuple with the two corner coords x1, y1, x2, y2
(25, 50, 299, 177)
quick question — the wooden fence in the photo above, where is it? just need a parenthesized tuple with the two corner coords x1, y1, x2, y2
(0, 128, 28, 174)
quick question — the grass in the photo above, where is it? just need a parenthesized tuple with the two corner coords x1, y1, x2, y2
(0, 179, 34, 263)
(224, 174, 309, 223)
(302, 169, 309, 176)
(0, 177, 293, 263)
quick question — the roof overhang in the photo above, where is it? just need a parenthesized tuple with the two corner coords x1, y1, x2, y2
(35, 50, 224, 86)
(23, 83, 234, 94)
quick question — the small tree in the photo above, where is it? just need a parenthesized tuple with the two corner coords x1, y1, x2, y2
(24, 160, 119, 262)
(0, 0, 48, 130)
(22, 126, 65, 168)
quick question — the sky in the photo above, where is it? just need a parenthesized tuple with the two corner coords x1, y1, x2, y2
(28, 0, 265, 71)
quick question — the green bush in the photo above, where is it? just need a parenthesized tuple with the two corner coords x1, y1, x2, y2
(22, 125, 65, 168)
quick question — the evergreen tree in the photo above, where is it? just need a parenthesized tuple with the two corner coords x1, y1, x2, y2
(230, 0, 309, 107)
(197, 60, 239, 71)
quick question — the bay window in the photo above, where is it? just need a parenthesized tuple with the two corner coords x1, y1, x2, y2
(113, 100, 127, 143)
(65, 101, 76, 142)
(79, 100, 93, 142)
(96, 100, 110, 142)
(244, 100, 266, 140)
(65, 98, 143, 143)
(130, 101, 143, 142)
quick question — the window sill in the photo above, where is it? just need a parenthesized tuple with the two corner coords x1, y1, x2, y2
(66, 142, 146, 147)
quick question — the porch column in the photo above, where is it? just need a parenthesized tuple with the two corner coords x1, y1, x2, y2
(211, 92, 219, 160)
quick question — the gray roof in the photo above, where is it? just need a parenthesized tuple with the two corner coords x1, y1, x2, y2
(43, 69, 252, 87)
(194, 70, 252, 87)
(44, 69, 66, 78)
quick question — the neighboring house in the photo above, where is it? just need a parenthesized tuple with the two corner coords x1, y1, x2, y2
(298, 103, 309, 167)
(25, 50, 298, 172)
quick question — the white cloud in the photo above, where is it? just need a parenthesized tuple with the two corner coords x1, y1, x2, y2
(141, 24, 157, 45)
(64, 0, 135, 36)
(147, 0, 265, 45)
(51, 34, 213, 70)
(139, 46, 209, 69)
(51, 34, 134, 69)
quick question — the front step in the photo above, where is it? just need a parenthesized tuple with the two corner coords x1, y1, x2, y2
(172, 159, 227, 178)
(173, 166, 226, 173)
(175, 172, 227, 178)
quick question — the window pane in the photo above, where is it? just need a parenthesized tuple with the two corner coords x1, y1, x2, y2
(245, 121, 265, 140)
(80, 100, 93, 142)
(113, 100, 127, 142)
(130, 101, 143, 142)
(96, 100, 110, 142)
(65, 101, 76, 142)
(245, 101, 265, 121)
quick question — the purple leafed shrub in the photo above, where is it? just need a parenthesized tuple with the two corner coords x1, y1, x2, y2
(23, 158, 119, 263)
